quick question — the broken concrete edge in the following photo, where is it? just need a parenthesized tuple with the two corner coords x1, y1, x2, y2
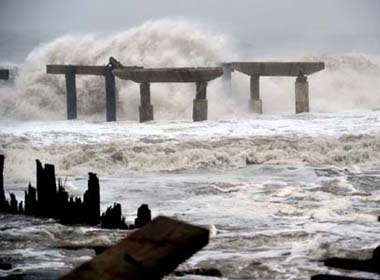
(61, 216, 210, 280)
(222, 61, 325, 76)
(113, 67, 223, 83)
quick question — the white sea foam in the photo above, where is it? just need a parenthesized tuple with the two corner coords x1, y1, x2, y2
(2, 111, 380, 181)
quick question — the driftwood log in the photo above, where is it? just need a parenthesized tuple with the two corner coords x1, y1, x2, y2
(61, 216, 209, 280)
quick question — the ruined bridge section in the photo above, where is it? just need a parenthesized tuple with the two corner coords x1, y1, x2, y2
(47, 58, 142, 121)
(223, 62, 325, 114)
(113, 67, 223, 122)
(0, 69, 9, 80)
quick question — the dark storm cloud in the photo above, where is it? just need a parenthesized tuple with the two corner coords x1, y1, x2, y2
(0, 0, 379, 61)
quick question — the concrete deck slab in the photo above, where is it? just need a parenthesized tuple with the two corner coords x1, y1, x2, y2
(47, 65, 142, 76)
(113, 67, 223, 83)
(227, 62, 324, 76)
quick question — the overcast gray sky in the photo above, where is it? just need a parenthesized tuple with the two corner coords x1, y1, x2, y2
(0, 0, 379, 61)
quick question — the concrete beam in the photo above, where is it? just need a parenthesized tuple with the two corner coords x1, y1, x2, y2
(0, 69, 9, 80)
(228, 62, 324, 76)
(47, 64, 143, 76)
(47, 65, 107, 76)
(113, 67, 223, 83)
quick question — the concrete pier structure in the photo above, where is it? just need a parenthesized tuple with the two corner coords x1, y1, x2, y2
(47, 57, 142, 121)
(0, 69, 9, 80)
(113, 67, 223, 122)
(223, 62, 324, 114)
(139, 82, 154, 122)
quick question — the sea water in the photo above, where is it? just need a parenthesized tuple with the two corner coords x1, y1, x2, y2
(1, 19, 380, 279)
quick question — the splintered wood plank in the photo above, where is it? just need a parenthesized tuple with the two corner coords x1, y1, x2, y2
(61, 216, 209, 280)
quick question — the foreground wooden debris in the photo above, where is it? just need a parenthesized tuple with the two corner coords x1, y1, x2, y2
(61, 216, 209, 280)
(311, 244, 380, 279)
(0, 155, 151, 229)
(312, 275, 373, 280)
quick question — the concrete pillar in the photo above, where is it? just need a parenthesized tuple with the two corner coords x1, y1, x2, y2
(249, 74, 263, 114)
(105, 66, 116, 122)
(222, 64, 232, 96)
(0, 69, 9, 80)
(193, 81, 208, 122)
(295, 74, 309, 113)
(65, 66, 77, 120)
(139, 82, 154, 122)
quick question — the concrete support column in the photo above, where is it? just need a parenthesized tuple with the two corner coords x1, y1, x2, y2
(249, 74, 263, 114)
(65, 66, 77, 120)
(222, 63, 232, 96)
(139, 82, 154, 122)
(295, 74, 309, 113)
(105, 66, 116, 122)
(193, 81, 208, 122)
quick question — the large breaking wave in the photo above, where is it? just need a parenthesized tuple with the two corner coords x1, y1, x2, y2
(0, 19, 380, 120)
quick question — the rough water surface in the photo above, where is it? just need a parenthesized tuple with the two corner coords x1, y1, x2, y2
(1, 113, 380, 279)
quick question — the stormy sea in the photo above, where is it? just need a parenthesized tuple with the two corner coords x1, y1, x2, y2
(1, 20, 380, 279)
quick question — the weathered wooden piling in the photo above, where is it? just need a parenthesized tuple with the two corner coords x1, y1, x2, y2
(36, 160, 58, 217)
(0, 155, 6, 211)
(101, 203, 128, 229)
(1, 156, 153, 230)
(83, 172, 101, 225)
(61, 216, 210, 280)
(134, 204, 151, 228)
(9, 193, 18, 214)
(25, 183, 37, 215)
